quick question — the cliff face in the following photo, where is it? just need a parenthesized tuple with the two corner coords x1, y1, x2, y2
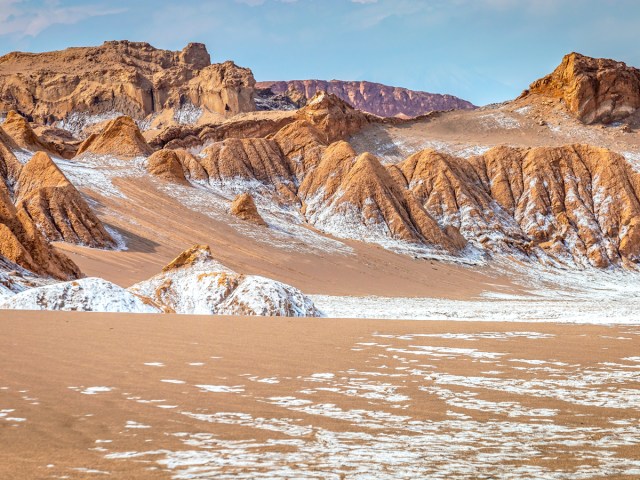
(525, 52, 640, 124)
(256, 79, 475, 118)
(0, 41, 256, 124)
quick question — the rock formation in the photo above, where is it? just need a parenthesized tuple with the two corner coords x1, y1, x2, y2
(15, 152, 115, 248)
(76, 116, 152, 158)
(0, 185, 81, 279)
(299, 141, 464, 252)
(0, 277, 162, 313)
(0, 41, 256, 124)
(1, 111, 55, 154)
(146, 149, 188, 184)
(393, 145, 640, 268)
(230, 192, 267, 226)
(256, 80, 476, 117)
(129, 245, 321, 316)
(200, 137, 298, 202)
(297, 92, 371, 144)
(525, 52, 640, 124)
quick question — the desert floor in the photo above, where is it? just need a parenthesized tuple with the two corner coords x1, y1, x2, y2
(1, 311, 639, 479)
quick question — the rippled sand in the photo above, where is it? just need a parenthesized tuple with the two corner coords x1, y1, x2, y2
(1, 311, 639, 479)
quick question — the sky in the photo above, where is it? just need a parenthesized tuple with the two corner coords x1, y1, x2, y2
(0, 0, 638, 105)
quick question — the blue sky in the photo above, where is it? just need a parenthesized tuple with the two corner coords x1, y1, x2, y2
(0, 0, 638, 105)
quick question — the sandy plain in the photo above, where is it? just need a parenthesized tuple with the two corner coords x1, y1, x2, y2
(1, 311, 639, 479)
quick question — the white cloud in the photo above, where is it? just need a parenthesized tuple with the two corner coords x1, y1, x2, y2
(0, 0, 126, 37)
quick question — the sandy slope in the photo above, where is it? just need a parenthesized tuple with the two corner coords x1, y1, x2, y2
(0, 311, 638, 479)
(53, 176, 514, 299)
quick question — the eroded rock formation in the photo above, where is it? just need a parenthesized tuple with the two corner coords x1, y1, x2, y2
(129, 245, 321, 316)
(230, 193, 267, 226)
(77, 116, 152, 158)
(15, 152, 115, 248)
(0, 41, 256, 124)
(525, 52, 640, 124)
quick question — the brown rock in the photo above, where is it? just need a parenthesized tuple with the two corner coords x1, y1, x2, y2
(526, 52, 640, 124)
(146, 150, 188, 184)
(299, 141, 462, 252)
(200, 137, 297, 202)
(162, 244, 213, 272)
(15, 152, 115, 248)
(257, 80, 476, 117)
(0, 182, 81, 279)
(230, 193, 267, 226)
(395, 144, 640, 268)
(76, 116, 152, 158)
(272, 120, 327, 178)
(296, 92, 371, 143)
(0, 40, 256, 124)
(1, 111, 52, 153)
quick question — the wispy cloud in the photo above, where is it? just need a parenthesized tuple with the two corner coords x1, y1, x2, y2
(0, 0, 126, 37)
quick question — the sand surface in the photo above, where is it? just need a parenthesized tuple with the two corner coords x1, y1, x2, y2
(1, 311, 639, 479)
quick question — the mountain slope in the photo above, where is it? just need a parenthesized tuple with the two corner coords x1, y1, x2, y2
(256, 79, 475, 118)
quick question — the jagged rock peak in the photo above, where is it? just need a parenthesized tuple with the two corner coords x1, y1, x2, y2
(162, 244, 217, 272)
(146, 149, 188, 184)
(1, 110, 51, 153)
(230, 193, 267, 226)
(15, 152, 115, 248)
(76, 116, 152, 158)
(525, 52, 640, 124)
(179, 42, 211, 69)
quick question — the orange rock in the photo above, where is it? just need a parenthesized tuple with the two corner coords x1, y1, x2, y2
(0, 41, 256, 123)
(299, 141, 462, 252)
(526, 52, 640, 124)
(230, 193, 267, 226)
(1, 111, 54, 153)
(146, 150, 188, 184)
(15, 152, 115, 248)
(76, 116, 152, 158)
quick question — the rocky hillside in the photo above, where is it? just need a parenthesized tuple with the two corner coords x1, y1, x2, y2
(139, 91, 640, 269)
(0, 41, 256, 124)
(256, 79, 475, 117)
(523, 52, 640, 124)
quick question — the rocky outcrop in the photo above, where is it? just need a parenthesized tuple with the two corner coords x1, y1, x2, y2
(257, 80, 476, 117)
(0, 277, 162, 313)
(394, 144, 640, 268)
(129, 245, 321, 316)
(525, 52, 640, 124)
(15, 152, 115, 248)
(200, 137, 298, 202)
(0, 184, 81, 279)
(146, 149, 188, 184)
(76, 116, 152, 158)
(272, 120, 326, 179)
(297, 92, 371, 143)
(299, 141, 463, 252)
(230, 193, 267, 226)
(1, 111, 55, 154)
(0, 41, 256, 124)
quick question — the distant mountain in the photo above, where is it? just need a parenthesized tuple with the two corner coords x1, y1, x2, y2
(255, 79, 475, 118)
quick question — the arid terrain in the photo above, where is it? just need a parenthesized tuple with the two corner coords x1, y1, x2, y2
(0, 40, 639, 478)
(1, 313, 639, 479)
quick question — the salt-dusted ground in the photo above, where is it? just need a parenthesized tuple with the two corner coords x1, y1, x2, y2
(1, 312, 638, 479)
(312, 262, 640, 324)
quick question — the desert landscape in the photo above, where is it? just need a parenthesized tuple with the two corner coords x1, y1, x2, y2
(0, 6, 639, 478)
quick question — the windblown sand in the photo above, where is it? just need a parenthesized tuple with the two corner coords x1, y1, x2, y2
(1, 311, 639, 479)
